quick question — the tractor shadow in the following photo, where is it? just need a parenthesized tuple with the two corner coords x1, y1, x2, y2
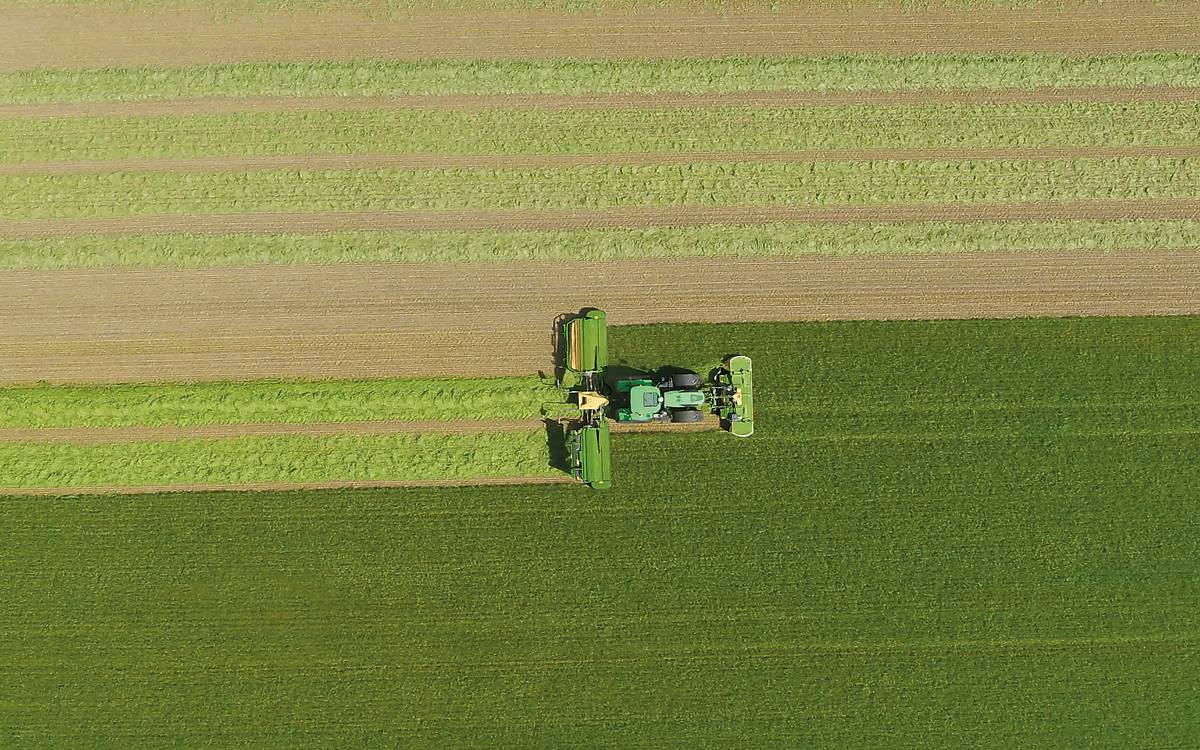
(543, 418, 572, 474)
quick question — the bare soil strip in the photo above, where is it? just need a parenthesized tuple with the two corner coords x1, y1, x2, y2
(5, 87, 1198, 119)
(0, 475, 573, 497)
(1, 251, 1195, 385)
(3, 200, 1197, 239)
(7, 146, 1199, 177)
(2, 4, 1197, 71)
(0, 416, 715, 444)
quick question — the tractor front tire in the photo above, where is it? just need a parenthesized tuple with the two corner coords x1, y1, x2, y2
(670, 408, 705, 424)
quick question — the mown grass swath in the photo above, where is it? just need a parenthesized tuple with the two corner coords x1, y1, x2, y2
(2, 54, 1198, 103)
(0, 376, 560, 428)
(2, 316, 1196, 744)
(4, 101, 1199, 162)
(2, 219, 1198, 269)
(5, 158, 1196, 219)
(0, 430, 554, 488)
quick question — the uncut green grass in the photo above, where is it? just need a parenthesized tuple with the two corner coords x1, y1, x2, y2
(3, 219, 1198, 269)
(3, 54, 1198, 103)
(5, 102, 1199, 162)
(0, 376, 560, 428)
(1, 316, 1197, 746)
(0, 430, 553, 488)
(6, 158, 1196, 219)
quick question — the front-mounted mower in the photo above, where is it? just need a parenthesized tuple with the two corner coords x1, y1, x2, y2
(547, 309, 754, 489)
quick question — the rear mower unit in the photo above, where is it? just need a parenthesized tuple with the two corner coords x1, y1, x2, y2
(547, 309, 754, 489)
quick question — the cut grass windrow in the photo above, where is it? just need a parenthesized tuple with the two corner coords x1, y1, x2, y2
(1, 220, 1197, 270)
(4, 158, 1196, 219)
(0, 430, 555, 489)
(3, 102, 1198, 163)
(2, 54, 1198, 104)
(0, 377, 561, 428)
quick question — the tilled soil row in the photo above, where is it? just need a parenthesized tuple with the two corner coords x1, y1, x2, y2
(5, 87, 1198, 119)
(6, 146, 1200, 176)
(3, 4, 1197, 70)
(1, 251, 1195, 385)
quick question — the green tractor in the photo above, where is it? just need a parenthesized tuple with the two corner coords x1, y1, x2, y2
(549, 309, 754, 489)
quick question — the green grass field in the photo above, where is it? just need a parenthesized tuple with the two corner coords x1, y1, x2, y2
(2, 219, 1196, 270)
(0, 376, 557, 428)
(3, 54, 1198, 103)
(0, 430, 554, 488)
(5, 102, 1198, 162)
(6, 158, 1195, 219)
(1, 316, 1197, 745)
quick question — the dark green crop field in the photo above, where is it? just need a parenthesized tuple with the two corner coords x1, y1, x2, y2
(2, 317, 1197, 747)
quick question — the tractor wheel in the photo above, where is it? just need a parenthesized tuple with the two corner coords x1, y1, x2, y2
(670, 408, 705, 424)
(670, 372, 703, 389)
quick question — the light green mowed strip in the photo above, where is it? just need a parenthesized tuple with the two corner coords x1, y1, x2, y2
(0, 430, 555, 489)
(2, 219, 1198, 269)
(2, 54, 1198, 103)
(0, 376, 562, 428)
(5, 158, 1197, 219)
(4, 102, 1200, 162)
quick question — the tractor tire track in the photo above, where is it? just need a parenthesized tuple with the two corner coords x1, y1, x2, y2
(3, 4, 1198, 71)
(2, 200, 1197, 239)
(6, 146, 1200, 177)
(0, 251, 1195, 385)
(4, 87, 1198, 119)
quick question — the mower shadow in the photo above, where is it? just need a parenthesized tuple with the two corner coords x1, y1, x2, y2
(543, 418, 572, 474)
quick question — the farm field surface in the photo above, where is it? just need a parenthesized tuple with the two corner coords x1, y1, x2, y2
(2, 317, 1198, 744)
(3, 0, 1199, 743)
(2, 1, 1199, 70)
(2, 253, 1196, 383)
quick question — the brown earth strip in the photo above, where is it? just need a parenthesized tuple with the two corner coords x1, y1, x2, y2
(3, 200, 1197, 239)
(2, 3, 1198, 71)
(5, 87, 1199, 119)
(0, 251, 1195, 385)
(0, 475, 574, 497)
(0, 416, 715, 443)
(7, 146, 1200, 176)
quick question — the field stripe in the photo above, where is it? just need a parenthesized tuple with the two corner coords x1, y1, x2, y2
(3, 87, 1199, 119)
(5, 146, 1200, 176)
(4, 159, 1194, 221)
(3, 200, 1197, 239)
(0, 419, 545, 444)
(0, 475, 574, 496)
(4, 4, 1199, 71)
(0, 417, 718, 443)
(1, 251, 1195, 384)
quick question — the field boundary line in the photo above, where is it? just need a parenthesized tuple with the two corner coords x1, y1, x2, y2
(4, 200, 1199, 239)
(7, 146, 1200, 176)
(4, 87, 1200, 119)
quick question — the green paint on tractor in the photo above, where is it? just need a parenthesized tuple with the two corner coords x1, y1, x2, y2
(548, 308, 754, 489)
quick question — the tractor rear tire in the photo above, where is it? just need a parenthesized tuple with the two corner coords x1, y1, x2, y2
(670, 408, 705, 424)
(670, 372, 703, 389)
